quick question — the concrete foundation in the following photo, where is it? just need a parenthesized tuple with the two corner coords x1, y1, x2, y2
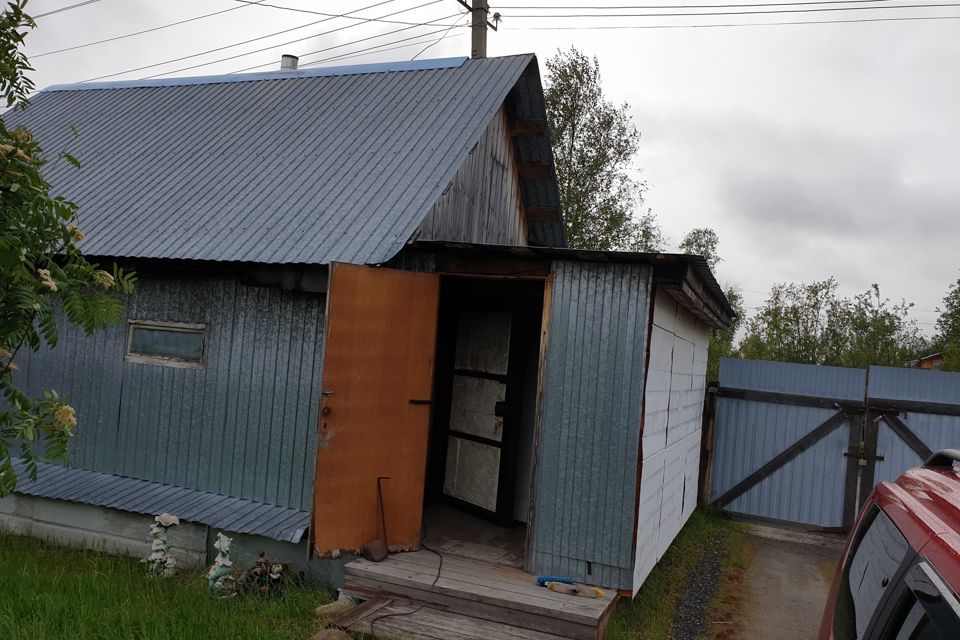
(0, 493, 346, 586)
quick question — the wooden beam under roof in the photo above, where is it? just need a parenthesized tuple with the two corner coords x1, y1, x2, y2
(508, 118, 548, 136)
(524, 206, 561, 222)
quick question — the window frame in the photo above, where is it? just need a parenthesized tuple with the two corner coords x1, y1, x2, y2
(873, 559, 960, 640)
(835, 505, 918, 640)
(125, 319, 207, 369)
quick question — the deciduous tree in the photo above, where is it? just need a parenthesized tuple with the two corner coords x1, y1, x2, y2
(738, 278, 924, 368)
(934, 272, 960, 371)
(0, 2, 134, 496)
(679, 227, 721, 271)
(544, 47, 663, 251)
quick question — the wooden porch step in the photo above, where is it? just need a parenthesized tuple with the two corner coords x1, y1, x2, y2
(343, 551, 617, 640)
(334, 596, 573, 640)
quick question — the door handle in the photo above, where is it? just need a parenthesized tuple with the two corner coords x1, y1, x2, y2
(409, 399, 433, 405)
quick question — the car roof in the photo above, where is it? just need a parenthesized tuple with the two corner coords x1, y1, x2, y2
(874, 466, 960, 594)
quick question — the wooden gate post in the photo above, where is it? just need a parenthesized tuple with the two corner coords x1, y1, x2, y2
(698, 384, 718, 506)
(842, 411, 865, 531)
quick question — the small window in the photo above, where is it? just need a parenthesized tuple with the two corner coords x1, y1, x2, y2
(834, 508, 911, 639)
(126, 320, 206, 368)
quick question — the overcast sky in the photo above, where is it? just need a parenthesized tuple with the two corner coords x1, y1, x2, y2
(22, 0, 960, 332)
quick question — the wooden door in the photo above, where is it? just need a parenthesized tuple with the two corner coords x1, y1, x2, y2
(311, 263, 439, 558)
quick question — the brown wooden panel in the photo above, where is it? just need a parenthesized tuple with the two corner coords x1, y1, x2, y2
(311, 263, 440, 557)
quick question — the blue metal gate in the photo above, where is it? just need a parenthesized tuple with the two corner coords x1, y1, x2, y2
(709, 359, 960, 531)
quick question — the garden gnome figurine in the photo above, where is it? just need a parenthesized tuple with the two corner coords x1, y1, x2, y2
(143, 513, 180, 577)
(207, 532, 235, 595)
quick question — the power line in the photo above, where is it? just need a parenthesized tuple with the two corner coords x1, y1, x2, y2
(509, 13, 960, 26)
(497, 0, 904, 7)
(412, 13, 470, 58)
(79, 0, 434, 82)
(34, 0, 102, 18)
(502, 2, 960, 18)
(33, 1, 265, 58)
(231, 0, 463, 26)
(233, 11, 466, 73)
(152, 4, 462, 78)
(290, 23, 468, 68)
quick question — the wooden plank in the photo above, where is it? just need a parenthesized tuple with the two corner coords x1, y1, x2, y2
(347, 599, 572, 640)
(345, 577, 598, 640)
(517, 162, 552, 181)
(869, 397, 960, 418)
(717, 386, 865, 411)
(346, 560, 612, 619)
(508, 118, 548, 136)
(712, 411, 849, 509)
(436, 254, 550, 278)
(311, 264, 440, 557)
(363, 552, 613, 613)
(882, 414, 933, 460)
(330, 596, 393, 628)
(345, 559, 606, 623)
(525, 207, 561, 222)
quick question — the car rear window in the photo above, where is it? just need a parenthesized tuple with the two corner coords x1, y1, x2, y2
(893, 598, 943, 640)
(834, 508, 910, 639)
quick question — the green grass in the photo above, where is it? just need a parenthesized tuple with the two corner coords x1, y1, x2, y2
(0, 531, 330, 640)
(605, 509, 747, 640)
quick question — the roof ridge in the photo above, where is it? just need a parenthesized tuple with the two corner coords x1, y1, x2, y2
(41, 55, 476, 93)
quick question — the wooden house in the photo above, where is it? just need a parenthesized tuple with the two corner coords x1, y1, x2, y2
(1, 54, 732, 639)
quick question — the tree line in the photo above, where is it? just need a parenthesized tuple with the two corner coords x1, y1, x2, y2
(543, 47, 957, 378)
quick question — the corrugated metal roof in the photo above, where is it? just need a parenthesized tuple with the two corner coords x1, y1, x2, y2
(12, 459, 310, 542)
(5, 55, 537, 265)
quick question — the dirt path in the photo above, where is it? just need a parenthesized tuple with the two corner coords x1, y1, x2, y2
(734, 526, 844, 640)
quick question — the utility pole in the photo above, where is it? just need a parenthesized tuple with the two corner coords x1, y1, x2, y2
(471, 0, 489, 59)
(457, 0, 499, 59)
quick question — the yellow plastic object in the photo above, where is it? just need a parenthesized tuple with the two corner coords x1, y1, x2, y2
(544, 582, 605, 598)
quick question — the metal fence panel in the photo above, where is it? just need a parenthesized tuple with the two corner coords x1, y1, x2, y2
(711, 358, 866, 528)
(869, 366, 960, 486)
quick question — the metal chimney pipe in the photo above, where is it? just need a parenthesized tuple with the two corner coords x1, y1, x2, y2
(280, 54, 299, 71)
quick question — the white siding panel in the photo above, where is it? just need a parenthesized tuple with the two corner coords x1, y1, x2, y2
(632, 448, 665, 588)
(632, 289, 712, 595)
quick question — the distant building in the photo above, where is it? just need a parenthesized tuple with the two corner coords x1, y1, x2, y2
(919, 352, 945, 370)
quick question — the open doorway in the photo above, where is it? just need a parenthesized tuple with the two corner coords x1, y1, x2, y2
(423, 276, 545, 568)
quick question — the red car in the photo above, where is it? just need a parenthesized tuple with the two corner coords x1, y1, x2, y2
(819, 450, 960, 639)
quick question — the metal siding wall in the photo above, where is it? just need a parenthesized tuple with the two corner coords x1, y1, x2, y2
(709, 359, 865, 528)
(869, 366, 960, 486)
(22, 273, 324, 511)
(529, 260, 651, 590)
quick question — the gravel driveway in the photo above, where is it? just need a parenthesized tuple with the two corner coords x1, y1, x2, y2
(735, 526, 845, 640)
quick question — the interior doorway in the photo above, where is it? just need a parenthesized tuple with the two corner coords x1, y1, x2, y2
(424, 276, 545, 567)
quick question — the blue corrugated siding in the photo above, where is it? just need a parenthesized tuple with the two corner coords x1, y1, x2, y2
(711, 358, 865, 528)
(528, 260, 652, 590)
(711, 399, 849, 526)
(868, 365, 960, 404)
(11, 458, 310, 542)
(21, 273, 324, 512)
(869, 366, 960, 486)
(719, 357, 865, 401)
